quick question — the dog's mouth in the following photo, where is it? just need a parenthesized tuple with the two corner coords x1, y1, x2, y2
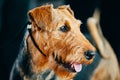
(53, 53, 82, 73)
(63, 62, 82, 73)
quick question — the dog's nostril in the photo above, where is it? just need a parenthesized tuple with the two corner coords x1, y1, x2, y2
(84, 50, 95, 60)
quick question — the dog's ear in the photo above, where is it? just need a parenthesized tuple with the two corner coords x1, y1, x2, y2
(57, 5, 74, 16)
(28, 5, 53, 30)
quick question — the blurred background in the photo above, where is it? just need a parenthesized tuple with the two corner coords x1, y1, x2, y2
(0, 0, 120, 80)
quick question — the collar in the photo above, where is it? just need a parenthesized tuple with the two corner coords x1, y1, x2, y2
(27, 22, 46, 57)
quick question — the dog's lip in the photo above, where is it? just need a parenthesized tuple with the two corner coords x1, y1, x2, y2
(55, 58, 82, 72)
(53, 52, 82, 72)
(61, 62, 82, 73)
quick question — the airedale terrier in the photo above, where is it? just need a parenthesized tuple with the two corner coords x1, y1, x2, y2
(9, 4, 96, 80)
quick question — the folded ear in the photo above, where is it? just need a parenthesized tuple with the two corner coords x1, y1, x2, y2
(57, 5, 74, 16)
(28, 4, 53, 30)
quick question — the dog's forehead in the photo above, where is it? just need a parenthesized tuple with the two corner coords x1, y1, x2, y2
(54, 8, 74, 21)
(52, 8, 82, 28)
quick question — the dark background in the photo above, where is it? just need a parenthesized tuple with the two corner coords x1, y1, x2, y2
(0, 0, 120, 80)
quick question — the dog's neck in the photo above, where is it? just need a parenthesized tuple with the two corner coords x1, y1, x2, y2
(27, 24, 46, 57)
(17, 26, 54, 80)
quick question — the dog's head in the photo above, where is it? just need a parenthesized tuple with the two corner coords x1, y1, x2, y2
(28, 4, 96, 79)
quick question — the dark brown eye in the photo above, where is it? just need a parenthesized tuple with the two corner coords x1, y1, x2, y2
(59, 25, 69, 32)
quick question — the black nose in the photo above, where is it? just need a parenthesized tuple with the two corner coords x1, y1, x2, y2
(84, 50, 95, 60)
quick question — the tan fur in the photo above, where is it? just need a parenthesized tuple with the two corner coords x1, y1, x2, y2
(26, 4, 95, 80)
(87, 9, 120, 80)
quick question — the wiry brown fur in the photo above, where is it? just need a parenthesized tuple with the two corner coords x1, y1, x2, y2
(10, 4, 96, 80)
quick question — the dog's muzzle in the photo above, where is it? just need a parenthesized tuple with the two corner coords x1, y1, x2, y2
(53, 50, 95, 73)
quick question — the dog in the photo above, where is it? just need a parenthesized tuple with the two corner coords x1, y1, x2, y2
(9, 4, 96, 80)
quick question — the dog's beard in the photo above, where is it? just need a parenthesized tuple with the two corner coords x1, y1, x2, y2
(52, 52, 82, 73)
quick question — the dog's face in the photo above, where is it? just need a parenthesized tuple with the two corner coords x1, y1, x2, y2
(28, 5, 95, 79)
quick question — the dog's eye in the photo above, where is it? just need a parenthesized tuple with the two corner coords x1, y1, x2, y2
(59, 25, 69, 32)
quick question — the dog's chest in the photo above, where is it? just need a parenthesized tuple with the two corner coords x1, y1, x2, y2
(23, 70, 58, 80)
